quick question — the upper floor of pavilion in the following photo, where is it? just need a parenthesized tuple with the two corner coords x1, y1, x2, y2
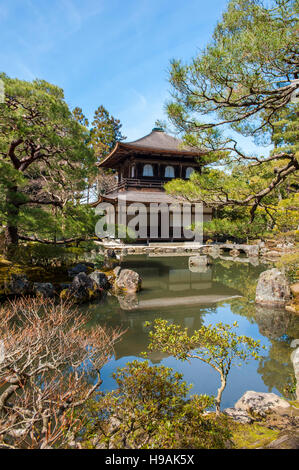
(98, 127, 206, 193)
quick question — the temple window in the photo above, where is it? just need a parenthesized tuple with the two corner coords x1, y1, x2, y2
(131, 165, 136, 178)
(186, 167, 194, 179)
(164, 165, 175, 178)
(143, 164, 153, 177)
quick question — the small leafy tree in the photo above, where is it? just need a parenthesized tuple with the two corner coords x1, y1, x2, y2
(82, 360, 230, 449)
(146, 319, 262, 415)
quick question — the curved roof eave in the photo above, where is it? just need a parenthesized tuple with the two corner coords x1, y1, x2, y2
(98, 141, 206, 167)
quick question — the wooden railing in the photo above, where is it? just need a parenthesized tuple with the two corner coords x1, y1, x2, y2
(106, 178, 166, 194)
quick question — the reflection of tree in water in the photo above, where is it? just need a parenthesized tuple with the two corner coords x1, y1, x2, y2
(195, 258, 299, 395)
(258, 339, 295, 395)
(86, 299, 215, 361)
(212, 258, 268, 302)
(255, 306, 299, 394)
(212, 258, 269, 323)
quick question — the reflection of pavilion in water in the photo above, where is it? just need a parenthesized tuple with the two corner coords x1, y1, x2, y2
(119, 256, 241, 310)
(110, 256, 242, 361)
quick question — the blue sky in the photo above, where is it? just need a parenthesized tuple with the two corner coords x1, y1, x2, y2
(0, 0, 268, 154)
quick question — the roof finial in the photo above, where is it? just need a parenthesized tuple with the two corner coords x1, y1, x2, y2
(152, 127, 164, 132)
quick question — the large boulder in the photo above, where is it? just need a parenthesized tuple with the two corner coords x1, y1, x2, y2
(61, 272, 101, 303)
(234, 391, 290, 417)
(255, 268, 290, 306)
(89, 271, 110, 290)
(114, 269, 141, 293)
(33, 282, 54, 298)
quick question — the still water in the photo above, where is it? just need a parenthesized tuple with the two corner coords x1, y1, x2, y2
(85, 255, 299, 409)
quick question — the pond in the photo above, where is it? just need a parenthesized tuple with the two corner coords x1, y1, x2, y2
(85, 254, 299, 409)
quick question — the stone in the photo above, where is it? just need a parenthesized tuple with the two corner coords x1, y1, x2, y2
(244, 245, 259, 257)
(265, 239, 278, 248)
(255, 268, 290, 306)
(223, 408, 254, 424)
(234, 391, 290, 417)
(207, 246, 221, 258)
(33, 282, 54, 298)
(104, 249, 119, 269)
(89, 271, 110, 290)
(114, 269, 142, 293)
(113, 266, 122, 278)
(68, 263, 89, 278)
(263, 250, 282, 259)
(229, 249, 240, 257)
(9, 274, 32, 295)
(106, 249, 117, 259)
(62, 272, 101, 303)
(290, 282, 299, 298)
(285, 303, 299, 314)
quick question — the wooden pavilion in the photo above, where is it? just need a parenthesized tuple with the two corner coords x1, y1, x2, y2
(96, 127, 212, 242)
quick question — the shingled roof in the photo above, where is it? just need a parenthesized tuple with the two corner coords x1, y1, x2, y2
(98, 128, 205, 167)
(126, 128, 189, 152)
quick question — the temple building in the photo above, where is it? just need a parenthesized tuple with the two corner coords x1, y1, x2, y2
(96, 127, 212, 243)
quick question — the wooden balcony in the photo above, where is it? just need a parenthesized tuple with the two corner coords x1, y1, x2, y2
(106, 177, 167, 194)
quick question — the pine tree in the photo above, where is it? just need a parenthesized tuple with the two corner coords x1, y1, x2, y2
(0, 74, 97, 254)
(164, 0, 298, 229)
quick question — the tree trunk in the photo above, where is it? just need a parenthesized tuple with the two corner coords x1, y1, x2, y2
(215, 374, 226, 416)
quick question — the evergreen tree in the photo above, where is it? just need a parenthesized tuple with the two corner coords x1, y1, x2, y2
(90, 105, 125, 161)
(89, 105, 125, 199)
(0, 74, 97, 254)
(164, 0, 298, 230)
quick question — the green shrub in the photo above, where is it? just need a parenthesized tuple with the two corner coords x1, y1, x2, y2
(276, 252, 299, 283)
(81, 361, 231, 449)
